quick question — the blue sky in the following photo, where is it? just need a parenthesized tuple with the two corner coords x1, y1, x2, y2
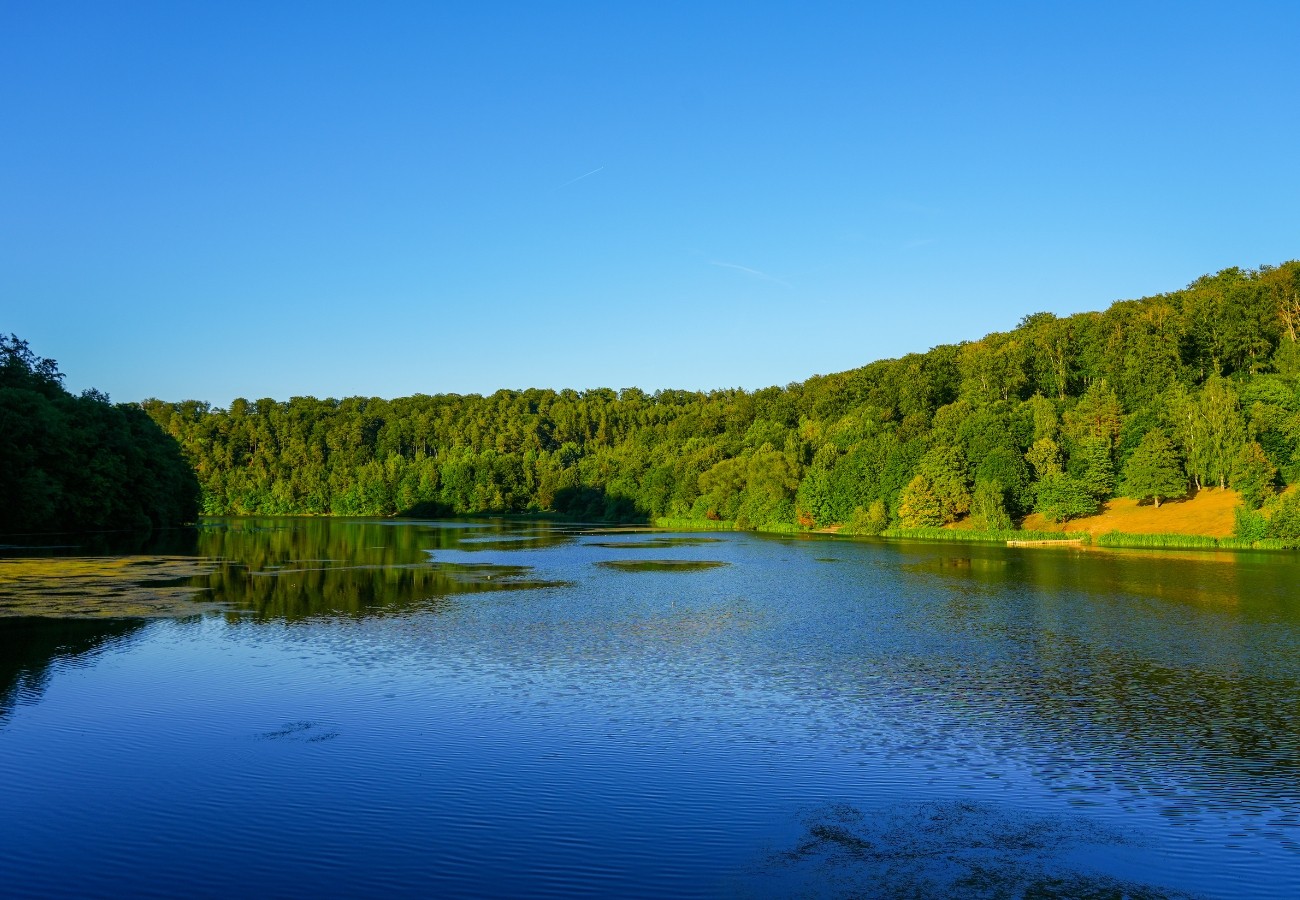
(3, 2, 1297, 405)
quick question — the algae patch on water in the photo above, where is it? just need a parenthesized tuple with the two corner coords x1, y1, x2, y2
(596, 559, 729, 572)
(588, 537, 723, 549)
(0, 556, 223, 618)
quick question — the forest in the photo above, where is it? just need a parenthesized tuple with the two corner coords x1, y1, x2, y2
(132, 262, 1300, 545)
(0, 335, 199, 534)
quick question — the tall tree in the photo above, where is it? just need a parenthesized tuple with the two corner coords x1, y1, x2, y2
(1121, 430, 1186, 508)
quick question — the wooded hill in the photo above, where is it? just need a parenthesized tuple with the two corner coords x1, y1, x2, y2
(0, 336, 199, 534)
(140, 262, 1300, 544)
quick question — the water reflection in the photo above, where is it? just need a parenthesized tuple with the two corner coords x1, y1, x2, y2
(0, 617, 146, 722)
(2, 520, 1299, 897)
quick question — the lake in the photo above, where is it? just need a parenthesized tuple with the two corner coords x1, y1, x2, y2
(2, 518, 1299, 898)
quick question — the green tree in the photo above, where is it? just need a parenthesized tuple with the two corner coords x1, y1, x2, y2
(1025, 437, 1063, 479)
(1121, 430, 1187, 507)
(1073, 437, 1115, 500)
(969, 479, 1013, 530)
(915, 444, 971, 523)
(846, 499, 889, 535)
(897, 474, 945, 527)
(1034, 472, 1097, 523)
(1230, 441, 1276, 509)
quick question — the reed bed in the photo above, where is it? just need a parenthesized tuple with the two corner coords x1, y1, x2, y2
(652, 517, 737, 532)
(881, 527, 1071, 544)
(1095, 531, 1292, 551)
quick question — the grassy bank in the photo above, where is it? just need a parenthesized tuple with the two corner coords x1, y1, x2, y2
(652, 517, 738, 532)
(881, 527, 1071, 544)
(1093, 531, 1292, 551)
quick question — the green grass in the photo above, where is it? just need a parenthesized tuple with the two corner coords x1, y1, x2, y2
(755, 522, 803, 534)
(880, 527, 1071, 544)
(1094, 531, 1293, 551)
(652, 517, 737, 532)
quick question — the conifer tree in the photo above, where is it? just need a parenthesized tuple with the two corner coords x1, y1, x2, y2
(1121, 429, 1186, 507)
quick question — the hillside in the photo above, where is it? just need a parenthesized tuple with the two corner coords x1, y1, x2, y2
(133, 261, 1300, 547)
(1020, 488, 1240, 538)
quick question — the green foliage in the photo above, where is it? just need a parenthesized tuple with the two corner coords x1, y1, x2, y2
(1034, 472, 1098, 523)
(0, 335, 199, 534)
(1230, 441, 1276, 508)
(1121, 429, 1187, 507)
(897, 474, 945, 527)
(969, 479, 1013, 531)
(881, 527, 1069, 543)
(115, 260, 1299, 538)
(1095, 530, 1289, 551)
(1233, 506, 1269, 542)
(1025, 437, 1062, 479)
(1264, 490, 1300, 547)
(912, 444, 972, 523)
(844, 500, 889, 535)
(1072, 438, 1116, 500)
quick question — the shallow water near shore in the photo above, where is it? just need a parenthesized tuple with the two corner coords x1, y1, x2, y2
(2, 517, 1299, 898)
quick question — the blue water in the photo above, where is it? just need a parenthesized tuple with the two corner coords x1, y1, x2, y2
(2, 519, 1298, 897)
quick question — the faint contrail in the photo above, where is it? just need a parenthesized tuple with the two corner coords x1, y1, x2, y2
(557, 166, 605, 189)
(709, 260, 792, 288)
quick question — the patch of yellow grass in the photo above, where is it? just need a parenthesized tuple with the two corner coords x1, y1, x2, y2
(0, 556, 223, 618)
(1020, 487, 1240, 538)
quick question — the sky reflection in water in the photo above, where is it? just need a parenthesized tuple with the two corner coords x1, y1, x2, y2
(1, 518, 1298, 898)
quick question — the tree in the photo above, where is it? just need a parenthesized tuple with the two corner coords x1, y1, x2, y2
(969, 479, 1013, 530)
(1073, 437, 1115, 501)
(1195, 376, 1247, 490)
(915, 444, 971, 522)
(1230, 441, 1276, 509)
(846, 500, 889, 535)
(897, 474, 945, 527)
(1, 336, 199, 533)
(1025, 437, 1062, 479)
(1063, 381, 1122, 448)
(1034, 472, 1097, 523)
(1121, 430, 1186, 507)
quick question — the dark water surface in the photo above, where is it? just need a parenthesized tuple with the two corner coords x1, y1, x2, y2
(2, 518, 1299, 898)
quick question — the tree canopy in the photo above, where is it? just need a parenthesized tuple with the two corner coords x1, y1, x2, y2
(0, 335, 200, 534)
(20, 261, 1300, 544)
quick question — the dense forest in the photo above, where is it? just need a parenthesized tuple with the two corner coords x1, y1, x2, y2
(0, 336, 199, 534)
(136, 262, 1300, 545)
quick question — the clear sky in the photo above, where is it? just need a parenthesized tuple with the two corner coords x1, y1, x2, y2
(3, 2, 1298, 406)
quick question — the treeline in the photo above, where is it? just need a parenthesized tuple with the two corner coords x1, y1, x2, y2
(143, 263, 1300, 543)
(0, 336, 199, 534)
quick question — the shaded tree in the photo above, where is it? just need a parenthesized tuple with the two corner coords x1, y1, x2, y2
(1122, 430, 1187, 507)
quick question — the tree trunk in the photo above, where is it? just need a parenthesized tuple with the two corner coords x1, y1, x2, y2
(1154, 495, 1161, 508)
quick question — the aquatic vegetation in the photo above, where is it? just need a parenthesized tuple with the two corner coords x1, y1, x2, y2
(0, 556, 222, 618)
(595, 559, 729, 572)
(881, 527, 1070, 544)
(772, 800, 1193, 899)
(1095, 531, 1293, 551)
(586, 537, 722, 549)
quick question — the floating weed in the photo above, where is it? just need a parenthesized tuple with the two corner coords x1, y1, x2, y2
(0, 556, 223, 618)
(259, 721, 340, 742)
(769, 800, 1191, 899)
(587, 537, 722, 549)
(595, 560, 729, 572)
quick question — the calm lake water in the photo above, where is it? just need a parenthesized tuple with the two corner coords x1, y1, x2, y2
(2, 518, 1299, 898)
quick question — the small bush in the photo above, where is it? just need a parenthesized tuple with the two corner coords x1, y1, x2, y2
(1233, 506, 1269, 542)
(844, 500, 889, 535)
